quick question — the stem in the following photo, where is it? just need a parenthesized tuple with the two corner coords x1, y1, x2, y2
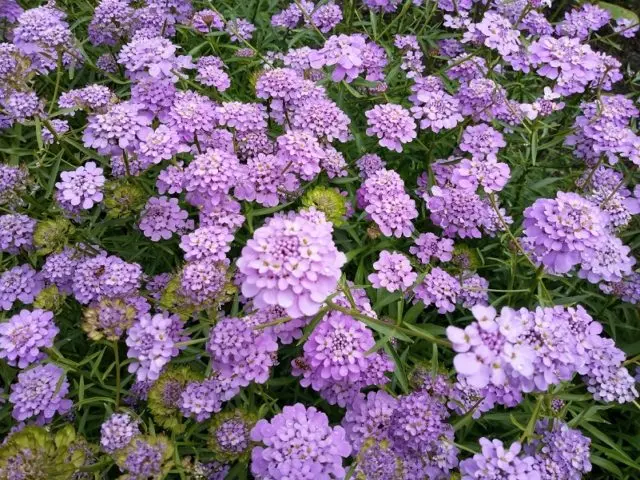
(112, 341, 121, 407)
(49, 52, 63, 115)
(520, 395, 544, 442)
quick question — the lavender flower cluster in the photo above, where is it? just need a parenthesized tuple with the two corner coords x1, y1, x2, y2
(1, 0, 639, 478)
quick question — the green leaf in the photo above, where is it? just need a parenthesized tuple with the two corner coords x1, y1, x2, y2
(598, 2, 639, 23)
(590, 455, 623, 477)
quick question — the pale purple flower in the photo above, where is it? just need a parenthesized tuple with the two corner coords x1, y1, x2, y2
(237, 211, 345, 318)
(614, 18, 639, 38)
(9, 363, 72, 423)
(276, 131, 325, 181)
(100, 413, 140, 454)
(309, 34, 366, 82)
(195, 55, 230, 91)
(179, 225, 234, 262)
(414, 267, 460, 314)
(225, 18, 255, 42)
(557, 3, 611, 39)
(88, 0, 133, 46)
(0, 309, 57, 368)
(135, 125, 189, 166)
(183, 148, 243, 206)
(234, 153, 299, 207)
(290, 98, 351, 142)
(55, 162, 105, 210)
(309, 3, 343, 33)
(250, 404, 351, 479)
(217, 102, 267, 133)
(369, 250, 417, 292)
(365, 103, 416, 152)
(139, 196, 192, 241)
(411, 90, 463, 132)
(410, 232, 454, 264)
(191, 9, 224, 33)
(459, 124, 506, 159)
(179, 258, 228, 307)
(126, 312, 187, 381)
(0, 214, 35, 253)
(71, 255, 142, 304)
(356, 153, 386, 179)
(0, 264, 43, 311)
(460, 438, 539, 479)
(452, 157, 511, 193)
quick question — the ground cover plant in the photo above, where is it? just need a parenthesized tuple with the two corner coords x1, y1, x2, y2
(0, 0, 640, 478)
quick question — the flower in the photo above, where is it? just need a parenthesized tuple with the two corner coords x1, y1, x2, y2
(0, 264, 43, 311)
(195, 55, 230, 91)
(0, 309, 57, 368)
(459, 124, 506, 158)
(126, 312, 187, 381)
(614, 18, 639, 38)
(148, 367, 200, 433)
(9, 364, 72, 423)
(159, 91, 218, 142)
(178, 258, 229, 307)
(369, 250, 417, 292)
(88, 0, 133, 46)
(225, 18, 255, 42)
(55, 162, 105, 211)
(342, 390, 397, 452)
(72, 255, 142, 304)
(237, 211, 345, 318)
(135, 125, 189, 166)
(414, 267, 460, 314)
(358, 168, 418, 238)
(290, 98, 351, 143)
(207, 316, 278, 388)
(183, 148, 243, 206)
(216, 101, 267, 133)
(411, 90, 463, 132)
(179, 373, 240, 422)
(522, 192, 609, 274)
(191, 9, 224, 33)
(100, 413, 140, 454)
(250, 403, 351, 479)
(309, 34, 367, 82)
(365, 104, 417, 152)
(59, 85, 114, 113)
(557, 3, 610, 39)
(114, 436, 173, 480)
(234, 153, 299, 207)
(139, 196, 192, 241)
(3, 90, 43, 121)
(117, 36, 193, 81)
(275, 131, 325, 181)
(460, 438, 538, 479)
(83, 102, 153, 156)
(208, 410, 256, 462)
(451, 157, 511, 193)
(82, 296, 150, 341)
(459, 273, 489, 308)
(356, 153, 386, 179)
(410, 232, 454, 264)
(0, 213, 35, 253)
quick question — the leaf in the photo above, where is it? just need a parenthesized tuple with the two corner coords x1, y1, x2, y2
(590, 455, 623, 477)
(598, 2, 639, 23)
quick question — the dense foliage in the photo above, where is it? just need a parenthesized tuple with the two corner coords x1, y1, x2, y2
(1, 0, 640, 478)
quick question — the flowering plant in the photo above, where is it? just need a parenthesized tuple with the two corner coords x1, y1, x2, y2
(0, 0, 639, 478)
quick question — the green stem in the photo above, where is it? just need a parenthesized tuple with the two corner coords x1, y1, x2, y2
(49, 52, 63, 115)
(113, 341, 121, 407)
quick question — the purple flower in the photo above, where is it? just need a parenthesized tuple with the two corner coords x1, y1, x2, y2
(179, 258, 228, 307)
(88, 0, 133, 46)
(460, 438, 539, 479)
(557, 3, 610, 39)
(0, 309, 57, 368)
(529, 419, 592, 479)
(41, 247, 87, 293)
(271, 1, 312, 29)
(296, 311, 378, 389)
(71, 254, 142, 304)
(410, 232, 454, 264)
(139, 196, 192, 241)
(0, 214, 35, 253)
(456, 78, 507, 122)
(250, 403, 351, 479)
(523, 192, 609, 274)
(309, 3, 343, 33)
(342, 390, 397, 451)
(309, 34, 366, 82)
(459, 124, 506, 159)
(0, 264, 43, 311)
(83, 296, 150, 341)
(83, 102, 153, 156)
(191, 9, 224, 33)
(321, 145, 348, 179)
(411, 90, 463, 132)
(365, 103, 416, 152)
(195, 55, 230, 91)
(255, 68, 305, 101)
(3, 91, 43, 121)
(217, 101, 267, 133)
(55, 162, 105, 211)
(233, 153, 299, 207)
(614, 18, 639, 38)
(135, 125, 189, 166)
(578, 236, 635, 284)
(179, 374, 240, 422)
(358, 168, 418, 238)
(290, 98, 351, 143)
(42, 119, 69, 144)
(159, 91, 218, 142)
(423, 185, 495, 239)
(118, 36, 193, 81)
(116, 436, 171, 479)
(9, 363, 72, 423)
(459, 272, 489, 308)
(369, 250, 417, 292)
(452, 157, 511, 193)
(355, 153, 386, 179)
(364, 0, 402, 13)
(237, 211, 345, 318)
(131, 78, 177, 115)
(209, 411, 254, 461)
(225, 18, 255, 42)
(183, 148, 243, 206)
(100, 412, 140, 454)
(179, 225, 234, 262)
(126, 312, 187, 381)
(276, 131, 325, 181)
(469, 12, 521, 57)
(414, 267, 460, 314)
(207, 317, 278, 388)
